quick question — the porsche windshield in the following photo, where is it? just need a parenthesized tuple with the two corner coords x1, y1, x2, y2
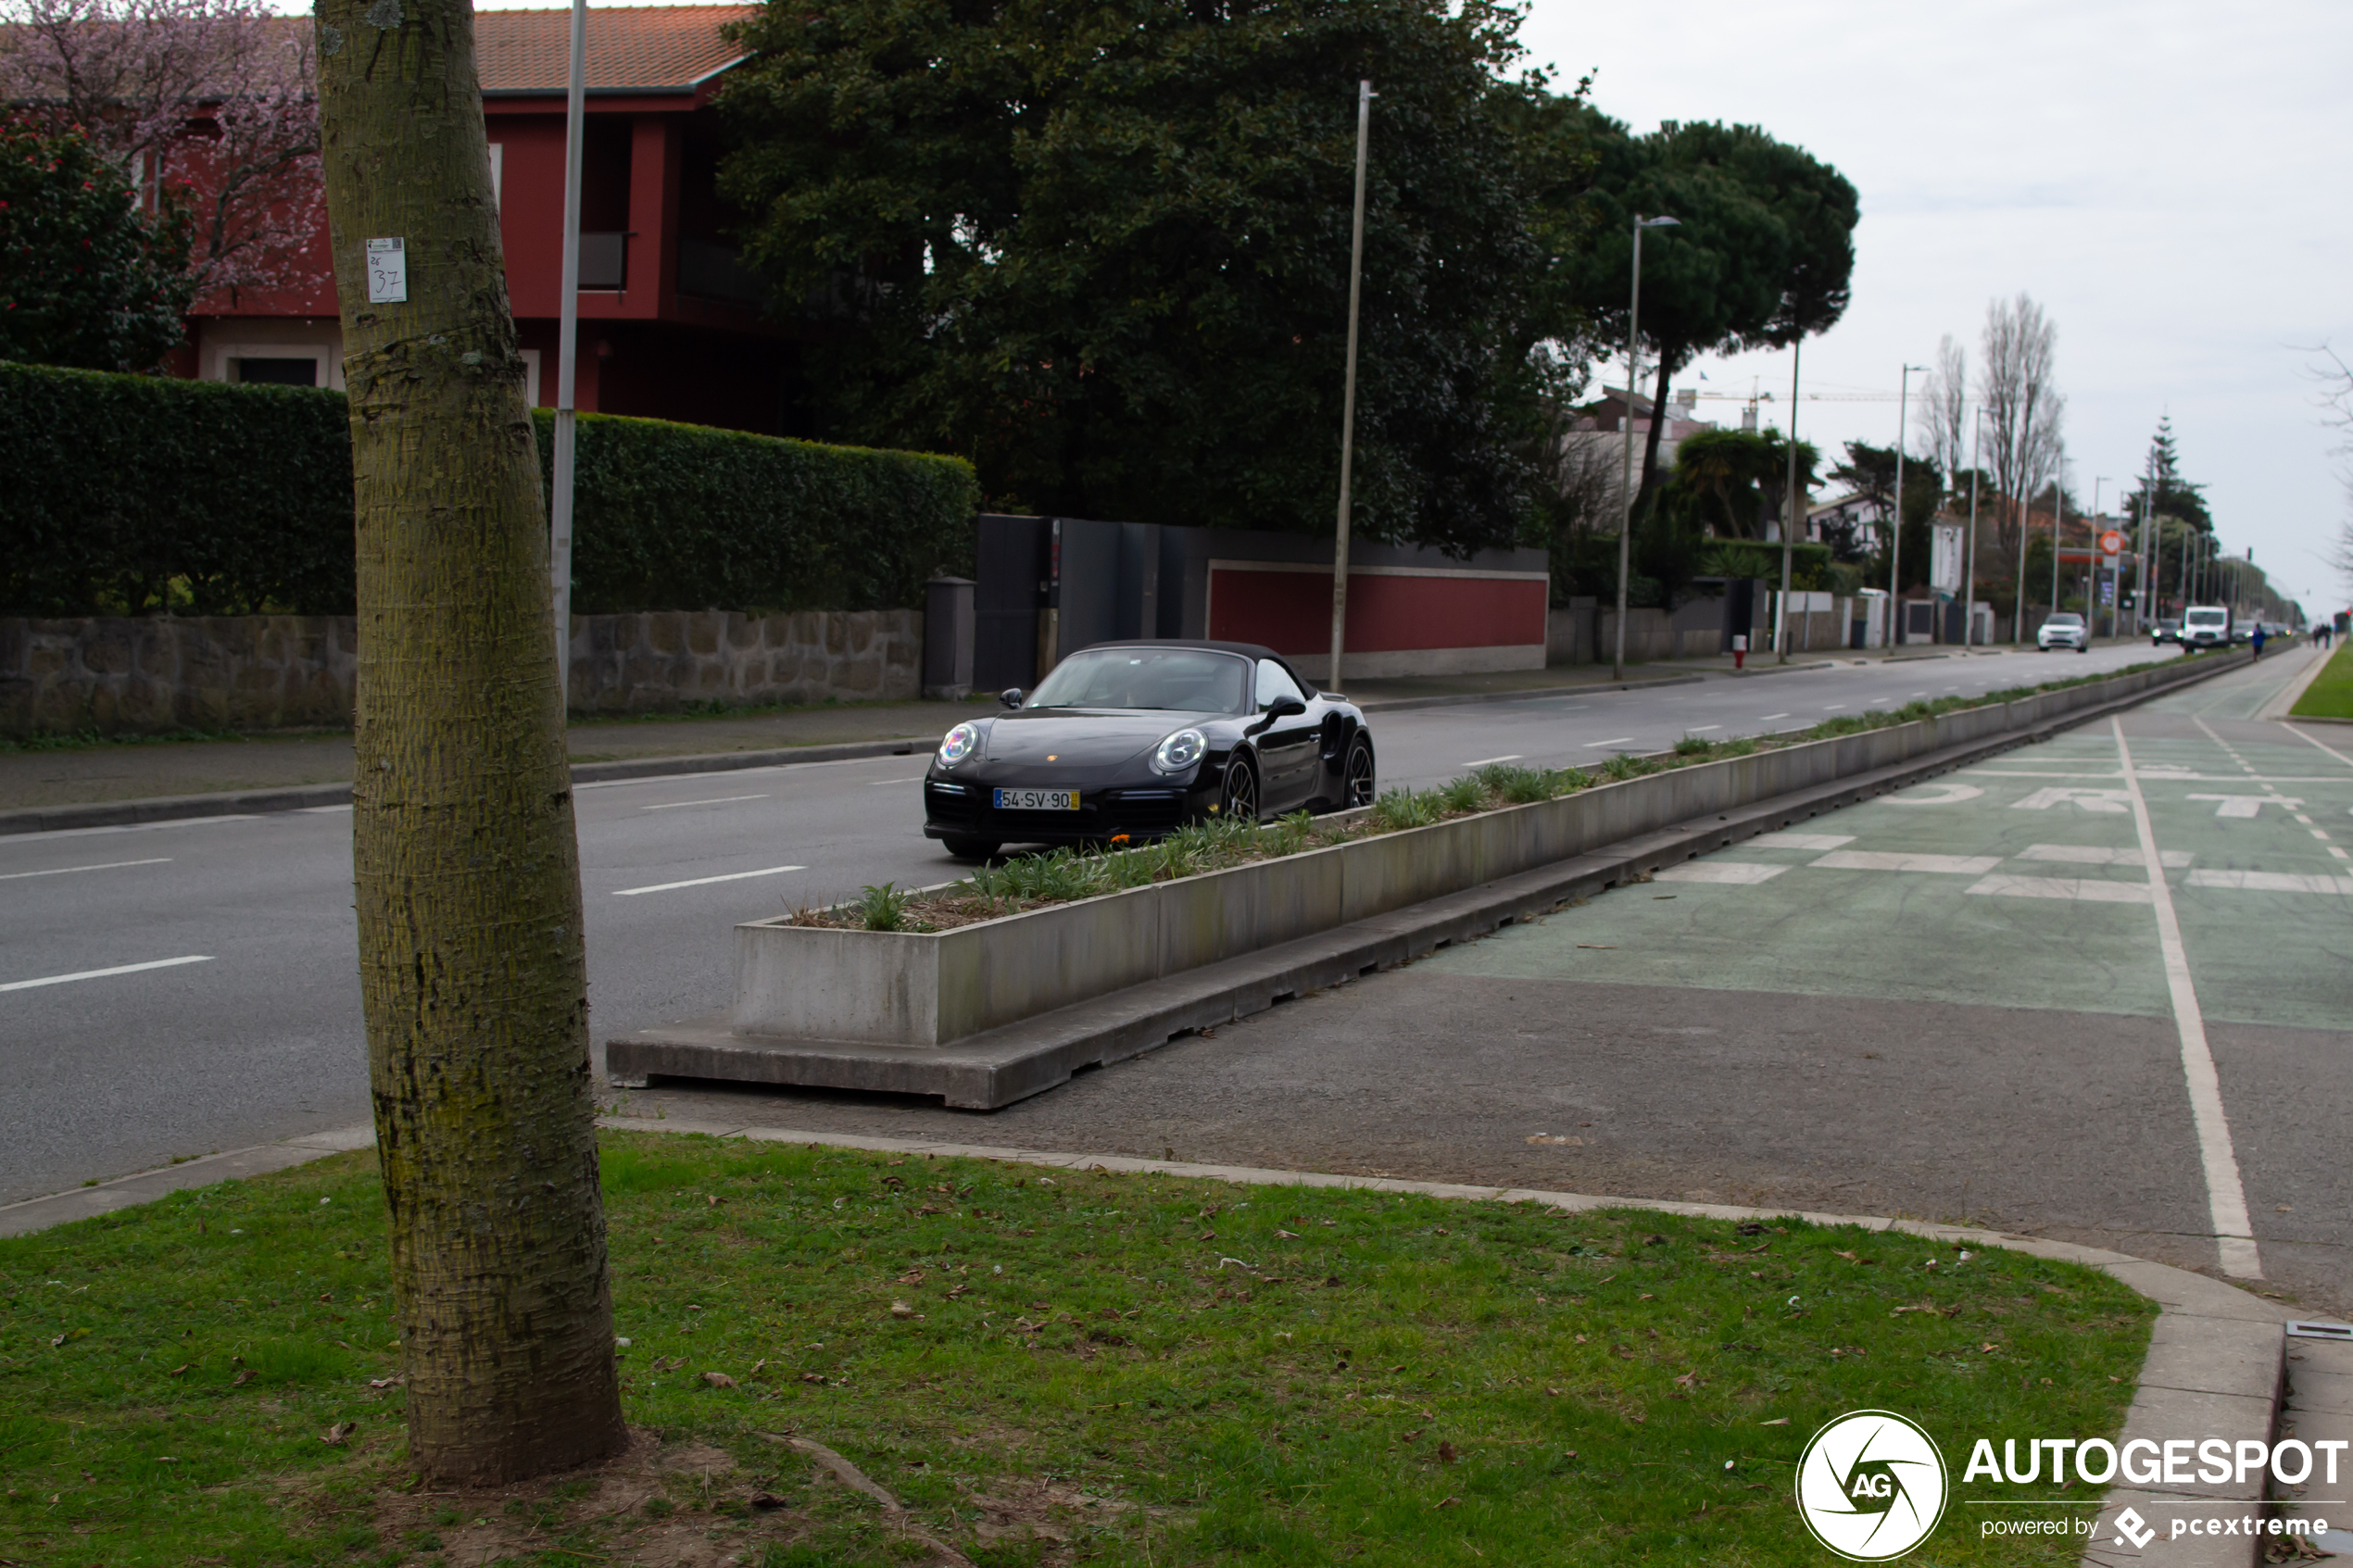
(1025, 648, 1250, 713)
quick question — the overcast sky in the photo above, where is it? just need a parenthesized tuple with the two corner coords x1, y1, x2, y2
(1516, 0, 2353, 618)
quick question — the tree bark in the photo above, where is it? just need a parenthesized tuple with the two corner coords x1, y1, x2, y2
(312, 0, 625, 1484)
(1637, 349, 1676, 514)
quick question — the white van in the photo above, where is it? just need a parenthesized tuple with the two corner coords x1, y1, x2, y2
(2181, 606, 2231, 648)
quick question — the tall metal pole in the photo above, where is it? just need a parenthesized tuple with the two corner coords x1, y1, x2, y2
(1327, 80, 1373, 696)
(2136, 445, 2158, 631)
(1961, 408, 1982, 646)
(1889, 364, 1923, 646)
(1614, 220, 1655, 681)
(549, 0, 587, 709)
(1776, 340, 1802, 661)
(2014, 442, 2032, 644)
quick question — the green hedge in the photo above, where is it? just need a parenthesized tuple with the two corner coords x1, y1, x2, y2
(1701, 539, 1834, 584)
(0, 360, 977, 617)
(0, 361, 355, 616)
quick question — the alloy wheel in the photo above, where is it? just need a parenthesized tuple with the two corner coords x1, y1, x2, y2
(1222, 758, 1259, 822)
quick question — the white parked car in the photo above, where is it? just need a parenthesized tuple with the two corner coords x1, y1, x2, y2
(2037, 612, 2091, 653)
(2181, 606, 2231, 648)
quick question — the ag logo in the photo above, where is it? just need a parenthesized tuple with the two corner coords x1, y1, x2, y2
(1793, 1410, 1949, 1561)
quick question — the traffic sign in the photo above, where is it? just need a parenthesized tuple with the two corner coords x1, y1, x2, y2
(2098, 529, 2125, 555)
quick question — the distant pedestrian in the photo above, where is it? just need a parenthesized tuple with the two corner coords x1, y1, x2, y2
(2322, 623, 2335, 651)
(2250, 623, 2267, 661)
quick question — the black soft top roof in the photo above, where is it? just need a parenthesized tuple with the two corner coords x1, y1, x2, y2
(1068, 639, 1316, 687)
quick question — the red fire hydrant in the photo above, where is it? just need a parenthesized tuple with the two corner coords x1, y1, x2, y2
(1732, 633, 1747, 671)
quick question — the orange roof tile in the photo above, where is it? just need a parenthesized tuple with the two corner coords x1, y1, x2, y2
(474, 6, 757, 96)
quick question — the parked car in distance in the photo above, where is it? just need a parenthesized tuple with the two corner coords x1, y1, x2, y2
(922, 640, 1377, 859)
(2181, 606, 2231, 648)
(2151, 618, 2182, 646)
(2037, 612, 2091, 653)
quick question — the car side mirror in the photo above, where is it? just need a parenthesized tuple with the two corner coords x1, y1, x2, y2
(1268, 696, 1307, 720)
(1000, 688, 1024, 709)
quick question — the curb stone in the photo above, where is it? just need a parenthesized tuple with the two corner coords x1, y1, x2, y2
(0, 1115, 2290, 1563)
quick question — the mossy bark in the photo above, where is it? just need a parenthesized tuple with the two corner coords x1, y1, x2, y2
(312, 0, 625, 1483)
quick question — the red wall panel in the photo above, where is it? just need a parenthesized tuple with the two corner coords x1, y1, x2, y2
(1207, 568, 1546, 655)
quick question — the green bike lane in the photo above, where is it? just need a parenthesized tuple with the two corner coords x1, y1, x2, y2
(1402, 648, 2352, 1309)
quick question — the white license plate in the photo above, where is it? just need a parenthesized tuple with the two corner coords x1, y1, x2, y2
(994, 787, 1080, 811)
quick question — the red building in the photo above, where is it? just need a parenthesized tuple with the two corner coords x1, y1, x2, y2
(182, 5, 795, 433)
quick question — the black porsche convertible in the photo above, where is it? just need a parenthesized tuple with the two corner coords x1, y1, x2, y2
(921, 640, 1377, 858)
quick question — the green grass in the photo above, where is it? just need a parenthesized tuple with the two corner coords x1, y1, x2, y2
(2289, 642, 2353, 720)
(0, 1134, 2153, 1565)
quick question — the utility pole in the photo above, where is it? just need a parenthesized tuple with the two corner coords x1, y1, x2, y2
(1777, 340, 1802, 662)
(549, 0, 587, 708)
(1889, 363, 1925, 646)
(1327, 80, 1373, 695)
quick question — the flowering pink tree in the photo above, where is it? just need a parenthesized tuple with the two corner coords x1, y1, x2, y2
(0, 0, 323, 305)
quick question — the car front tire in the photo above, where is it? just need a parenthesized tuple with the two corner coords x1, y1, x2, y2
(1220, 754, 1261, 823)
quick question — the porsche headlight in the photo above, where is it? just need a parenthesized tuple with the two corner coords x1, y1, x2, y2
(1152, 727, 1206, 774)
(937, 721, 981, 768)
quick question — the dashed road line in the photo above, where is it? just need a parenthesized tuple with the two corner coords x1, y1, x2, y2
(2184, 870, 2353, 896)
(1963, 873, 2152, 904)
(1653, 861, 1788, 885)
(640, 794, 770, 811)
(1583, 737, 1635, 749)
(2112, 717, 2261, 1280)
(1749, 832, 1854, 850)
(2, 955, 213, 993)
(1808, 850, 2003, 874)
(612, 864, 806, 897)
(0, 857, 171, 882)
(1460, 755, 1524, 768)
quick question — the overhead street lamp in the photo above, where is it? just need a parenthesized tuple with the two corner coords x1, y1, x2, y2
(1327, 80, 1375, 695)
(1889, 363, 1926, 646)
(549, 0, 589, 706)
(1614, 214, 1680, 681)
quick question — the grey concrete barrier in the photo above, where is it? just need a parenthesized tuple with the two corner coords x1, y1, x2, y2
(720, 652, 2245, 1051)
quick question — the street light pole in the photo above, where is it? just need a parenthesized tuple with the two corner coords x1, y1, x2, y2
(549, 0, 587, 709)
(2022, 447, 2061, 646)
(1613, 215, 1678, 681)
(1777, 339, 1804, 662)
(1961, 408, 1985, 646)
(1889, 363, 1925, 646)
(1327, 79, 1374, 696)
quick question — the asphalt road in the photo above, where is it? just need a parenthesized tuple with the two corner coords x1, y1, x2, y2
(614, 646, 2353, 1317)
(0, 640, 2183, 1207)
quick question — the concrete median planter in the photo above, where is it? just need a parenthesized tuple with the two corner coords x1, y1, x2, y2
(693, 653, 2236, 1049)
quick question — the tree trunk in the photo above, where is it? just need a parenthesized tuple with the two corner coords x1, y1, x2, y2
(1637, 350, 1676, 512)
(313, 0, 626, 1484)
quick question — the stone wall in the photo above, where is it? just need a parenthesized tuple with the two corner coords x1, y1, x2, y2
(0, 608, 923, 735)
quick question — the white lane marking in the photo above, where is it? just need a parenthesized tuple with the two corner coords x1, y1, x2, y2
(1750, 832, 1855, 850)
(299, 804, 354, 814)
(0, 857, 171, 882)
(2018, 844, 2191, 867)
(1809, 849, 2002, 874)
(1757, 713, 1791, 721)
(1963, 873, 2153, 905)
(2183, 870, 2353, 896)
(639, 794, 769, 811)
(866, 777, 927, 786)
(1686, 726, 1721, 734)
(2185, 794, 2299, 818)
(2284, 722, 2353, 772)
(1881, 782, 1984, 805)
(1460, 755, 1524, 767)
(574, 754, 920, 792)
(5, 815, 259, 843)
(1823, 704, 1846, 711)
(2112, 718, 2261, 1280)
(611, 864, 806, 897)
(1654, 861, 1789, 885)
(2333, 847, 2351, 860)
(1, 955, 213, 993)
(2011, 786, 2133, 813)
(1583, 737, 1635, 748)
